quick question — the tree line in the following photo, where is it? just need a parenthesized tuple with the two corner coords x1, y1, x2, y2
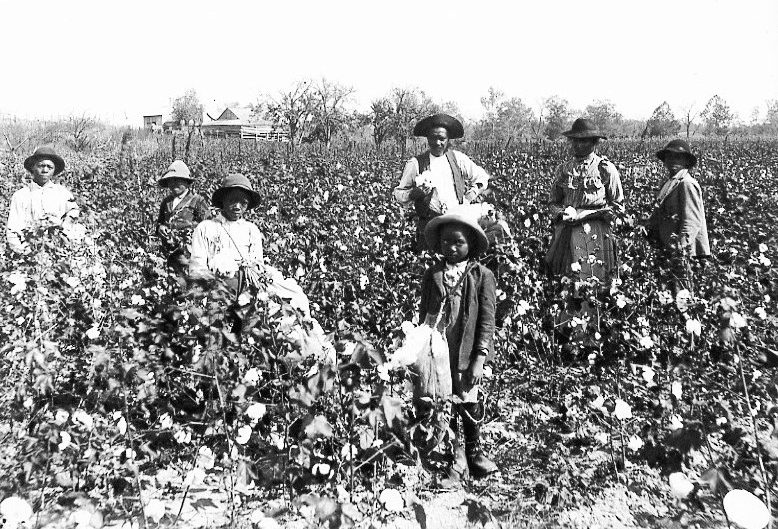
(170, 81, 778, 151)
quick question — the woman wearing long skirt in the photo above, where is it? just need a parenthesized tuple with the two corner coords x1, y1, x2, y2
(545, 118, 624, 284)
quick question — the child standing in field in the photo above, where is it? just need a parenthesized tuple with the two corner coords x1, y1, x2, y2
(418, 212, 498, 480)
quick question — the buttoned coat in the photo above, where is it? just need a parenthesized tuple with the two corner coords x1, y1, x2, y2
(418, 261, 496, 371)
(647, 172, 710, 258)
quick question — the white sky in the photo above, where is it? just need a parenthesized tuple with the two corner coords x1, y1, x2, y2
(0, 0, 776, 125)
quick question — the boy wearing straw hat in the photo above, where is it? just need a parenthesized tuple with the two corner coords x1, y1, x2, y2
(155, 160, 210, 272)
(419, 212, 498, 480)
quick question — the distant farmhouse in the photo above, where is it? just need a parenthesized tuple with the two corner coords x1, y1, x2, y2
(143, 114, 163, 129)
(201, 107, 288, 142)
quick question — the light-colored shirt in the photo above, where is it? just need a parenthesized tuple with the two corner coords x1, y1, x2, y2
(548, 152, 624, 219)
(170, 189, 189, 211)
(6, 180, 79, 253)
(393, 150, 489, 213)
(189, 214, 264, 277)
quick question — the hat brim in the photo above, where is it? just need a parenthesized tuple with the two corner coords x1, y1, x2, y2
(424, 213, 489, 256)
(158, 174, 194, 187)
(413, 115, 465, 139)
(24, 153, 65, 175)
(212, 186, 261, 210)
(656, 149, 697, 168)
(562, 131, 607, 140)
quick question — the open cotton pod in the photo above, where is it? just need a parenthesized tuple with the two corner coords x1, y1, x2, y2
(723, 489, 770, 529)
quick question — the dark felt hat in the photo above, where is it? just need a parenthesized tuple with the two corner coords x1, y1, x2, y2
(211, 173, 261, 210)
(562, 118, 607, 140)
(413, 114, 465, 139)
(656, 139, 697, 168)
(24, 146, 65, 175)
(158, 160, 193, 187)
(424, 212, 489, 257)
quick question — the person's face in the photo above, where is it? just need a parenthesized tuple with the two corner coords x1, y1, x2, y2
(569, 137, 598, 159)
(427, 127, 449, 157)
(222, 189, 250, 221)
(440, 224, 471, 264)
(31, 158, 57, 185)
(662, 152, 690, 176)
(166, 178, 190, 197)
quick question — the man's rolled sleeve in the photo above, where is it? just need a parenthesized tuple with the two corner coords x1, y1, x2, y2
(393, 159, 420, 208)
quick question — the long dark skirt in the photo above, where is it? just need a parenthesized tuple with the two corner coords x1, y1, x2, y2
(545, 219, 618, 281)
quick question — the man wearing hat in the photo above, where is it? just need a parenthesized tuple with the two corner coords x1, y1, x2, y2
(155, 160, 210, 272)
(6, 146, 79, 254)
(545, 118, 624, 282)
(645, 139, 709, 291)
(393, 113, 490, 252)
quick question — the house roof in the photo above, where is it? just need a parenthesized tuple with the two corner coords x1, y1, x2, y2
(202, 106, 274, 128)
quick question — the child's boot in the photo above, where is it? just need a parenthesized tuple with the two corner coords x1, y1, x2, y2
(461, 402, 497, 479)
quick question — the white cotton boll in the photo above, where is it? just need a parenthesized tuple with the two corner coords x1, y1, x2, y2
(243, 368, 260, 385)
(671, 382, 683, 399)
(759, 243, 769, 253)
(174, 429, 192, 444)
(669, 472, 694, 499)
(58, 431, 72, 451)
(183, 467, 206, 487)
(755, 307, 767, 320)
(613, 399, 632, 420)
(235, 425, 252, 445)
(570, 262, 582, 273)
(54, 409, 69, 426)
(158, 413, 173, 430)
(642, 366, 656, 385)
(640, 336, 654, 349)
(145, 499, 166, 523)
(379, 488, 405, 512)
(627, 436, 644, 451)
(0, 496, 34, 526)
(669, 414, 684, 430)
(723, 489, 770, 529)
(72, 410, 94, 431)
(685, 318, 701, 336)
(85, 326, 100, 340)
(197, 446, 215, 469)
(730, 312, 747, 329)
(246, 403, 266, 421)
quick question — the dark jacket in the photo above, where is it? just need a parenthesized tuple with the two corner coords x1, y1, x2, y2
(647, 173, 710, 258)
(156, 191, 211, 251)
(418, 261, 496, 370)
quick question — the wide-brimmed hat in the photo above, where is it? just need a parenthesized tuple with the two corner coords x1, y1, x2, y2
(413, 114, 465, 139)
(211, 173, 261, 210)
(24, 146, 65, 175)
(157, 160, 193, 187)
(425, 212, 489, 257)
(656, 139, 697, 168)
(562, 118, 607, 140)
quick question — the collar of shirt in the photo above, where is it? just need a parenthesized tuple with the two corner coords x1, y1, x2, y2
(171, 189, 190, 209)
(443, 260, 468, 285)
(29, 180, 56, 191)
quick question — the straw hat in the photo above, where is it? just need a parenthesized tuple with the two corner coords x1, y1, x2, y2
(424, 212, 489, 256)
(211, 173, 261, 210)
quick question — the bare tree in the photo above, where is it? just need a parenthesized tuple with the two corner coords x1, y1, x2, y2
(264, 80, 316, 153)
(68, 114, 97, 152)
(369, 97, 394, 149)
(310, 78, 355, 148)
(681, 103, 699, 139)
